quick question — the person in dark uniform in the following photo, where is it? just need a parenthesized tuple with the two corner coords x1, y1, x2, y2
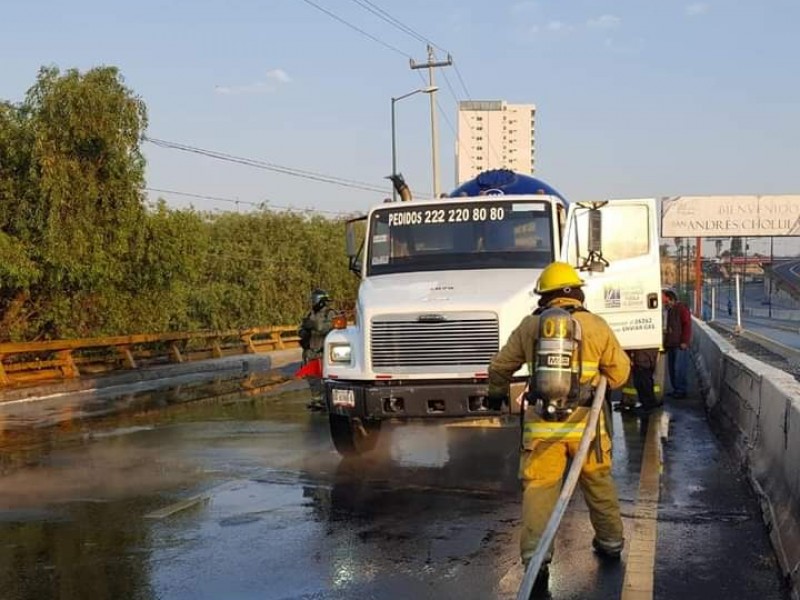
(298, 289, 335, 410)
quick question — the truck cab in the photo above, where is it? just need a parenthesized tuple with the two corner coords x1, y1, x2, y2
(323, 170, 662, 455)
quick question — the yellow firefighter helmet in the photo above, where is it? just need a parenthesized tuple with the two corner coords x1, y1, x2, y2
(535, 262, 584, 294)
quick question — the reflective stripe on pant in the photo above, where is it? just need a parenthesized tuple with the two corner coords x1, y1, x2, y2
(518, 418, 623, 562)
(621, 384, 663, 403)
(621, 374, 661, 408)
(521, 405, 606, 447)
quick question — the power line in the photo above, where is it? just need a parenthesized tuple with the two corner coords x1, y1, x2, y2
(145, 187, 355, 216)
(439, 70, 461, 104)
(343, 1, 492, 178)
(452, 61, 472, 99)
(425, 69, 501, 171)
(300, 0, 411, 58)
(348, 0, 471, 103)
(350, 0, 426, 46)
(348, 1, 473, 104)
(300, 0, 488, 184)
(350, 0, 449, 56)
(346, 2, 502, 172)
(436, 71, 498, 165)
(324, 0, 476, 109)
(144, 136, 389, 194)
(413, 71, 478, 176)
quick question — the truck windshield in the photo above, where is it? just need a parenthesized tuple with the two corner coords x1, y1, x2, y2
(367, 200, 554, 276)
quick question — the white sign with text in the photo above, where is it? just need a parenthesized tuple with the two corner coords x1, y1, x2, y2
(661, 195, 800, 237)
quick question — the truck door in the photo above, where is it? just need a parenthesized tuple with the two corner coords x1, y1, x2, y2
(561, 199, 662, 350)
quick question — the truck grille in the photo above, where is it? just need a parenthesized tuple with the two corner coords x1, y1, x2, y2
(371, 313, 499, 368)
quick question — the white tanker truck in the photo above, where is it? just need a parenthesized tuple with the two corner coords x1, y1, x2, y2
(323, 170, 663, 455)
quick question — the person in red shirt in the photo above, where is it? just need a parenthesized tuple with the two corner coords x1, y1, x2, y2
(662, 289, 692, 398)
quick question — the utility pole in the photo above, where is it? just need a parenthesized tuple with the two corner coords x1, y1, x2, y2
(742, 236, 748, 312)
(694, 237, 702, 317)
(769, 236, 774, 319)
(410, 45, 452, 198)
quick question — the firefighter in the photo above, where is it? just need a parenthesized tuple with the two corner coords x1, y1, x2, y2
(298, 288, 336, 411)
(487, 262, 631, 593)
(618, 348, 661, 414)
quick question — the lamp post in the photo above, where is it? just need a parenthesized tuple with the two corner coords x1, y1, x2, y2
(391, 86, 438, 201)
(769, 236, 774, 319)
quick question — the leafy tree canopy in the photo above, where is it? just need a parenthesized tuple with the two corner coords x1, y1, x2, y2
(1, 66, 359, 341)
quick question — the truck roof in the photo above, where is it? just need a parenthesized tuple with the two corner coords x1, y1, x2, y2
(449, 169, 566, 201)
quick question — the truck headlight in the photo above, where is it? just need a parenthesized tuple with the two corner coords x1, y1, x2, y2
(329, 343, 352, 364)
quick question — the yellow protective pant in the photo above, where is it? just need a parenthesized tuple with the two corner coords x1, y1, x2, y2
(518, 415, 623, 562)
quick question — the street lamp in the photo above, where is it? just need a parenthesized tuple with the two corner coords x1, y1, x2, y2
(390, 86, 438, 201)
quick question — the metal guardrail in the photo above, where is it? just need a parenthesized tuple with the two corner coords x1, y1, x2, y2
(0, 326, 300, 387)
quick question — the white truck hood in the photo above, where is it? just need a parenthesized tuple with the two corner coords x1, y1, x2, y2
(358, 269, 541, 316)
(325, 269, 545, 380)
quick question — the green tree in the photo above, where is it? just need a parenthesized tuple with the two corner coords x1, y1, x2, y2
(0, 66, 148, 339)
(1, 65, 360, 342)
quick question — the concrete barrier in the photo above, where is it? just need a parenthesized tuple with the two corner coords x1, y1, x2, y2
(692, 319, 800, 599)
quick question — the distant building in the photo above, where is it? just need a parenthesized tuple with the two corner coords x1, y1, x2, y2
(456, 100, 536, 185)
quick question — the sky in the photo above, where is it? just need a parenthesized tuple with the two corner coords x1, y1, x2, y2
(1, 0, 799, 252)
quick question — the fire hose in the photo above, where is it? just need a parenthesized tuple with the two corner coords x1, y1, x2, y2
(516, 375, 609, 600)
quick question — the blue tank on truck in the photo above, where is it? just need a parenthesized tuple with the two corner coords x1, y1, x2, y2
(449, 169, 566, 201)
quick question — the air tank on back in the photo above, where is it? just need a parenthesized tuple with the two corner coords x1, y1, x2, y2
(448, 169, 566, 201)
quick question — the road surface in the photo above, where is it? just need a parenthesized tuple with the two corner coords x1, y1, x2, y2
(0, 376, 789, 599)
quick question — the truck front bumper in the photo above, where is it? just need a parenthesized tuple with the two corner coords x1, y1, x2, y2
(324, 380, 501, 419)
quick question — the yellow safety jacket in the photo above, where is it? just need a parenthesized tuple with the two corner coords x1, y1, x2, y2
(488, 297, 631, 447)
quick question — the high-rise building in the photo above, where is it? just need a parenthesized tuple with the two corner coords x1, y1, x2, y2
(456, 100, 536, 185)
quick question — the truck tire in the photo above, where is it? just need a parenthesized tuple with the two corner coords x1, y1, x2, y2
(329, 414, 381, 456)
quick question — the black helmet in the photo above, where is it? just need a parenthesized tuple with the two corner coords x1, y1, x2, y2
(310, 288, 330, 309)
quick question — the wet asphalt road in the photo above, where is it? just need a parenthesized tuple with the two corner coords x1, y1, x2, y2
(0, 374, 790, 600)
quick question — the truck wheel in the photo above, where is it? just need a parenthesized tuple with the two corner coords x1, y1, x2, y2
(329, 415, 381, 456)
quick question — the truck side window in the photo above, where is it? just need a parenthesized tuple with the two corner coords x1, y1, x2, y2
(569, 204, 650, 264)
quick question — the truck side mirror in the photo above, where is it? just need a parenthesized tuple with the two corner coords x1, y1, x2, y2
(349, 255, 362, 274)
(587, 209, 602, 255)
(576, 204, 609, 273)
(345, 216, 367, 277)
(345, 221, 358, 257)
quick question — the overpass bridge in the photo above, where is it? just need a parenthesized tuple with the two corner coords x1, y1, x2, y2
(0, 314, 798, 600)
